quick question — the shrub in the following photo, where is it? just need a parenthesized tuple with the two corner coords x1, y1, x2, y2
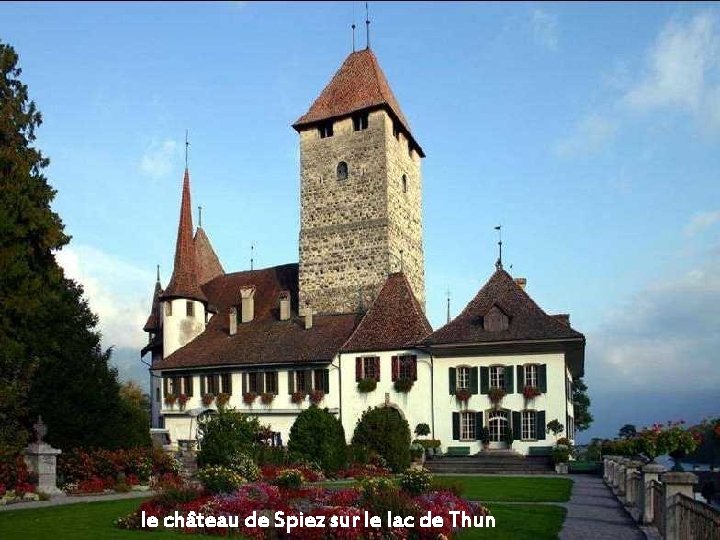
(412, 439, 441, 449)
(414, 423, 430, 437)
(400, 467, 432, 495)
(287, 405, 347, 473)
(272, 468, 304, 489)
(410, 443, 425, 459)
(197, 465, 244, 494)
(352, 406, 412, 473)
(197, 409, 261, 468)
(359, 475, 398, 497)
(229, 452, 260, 481)
(393, 378, 414, 393)
(357, 378, 377, 393)
(552, 446, 570, 464)
(430, 476, 465, 497)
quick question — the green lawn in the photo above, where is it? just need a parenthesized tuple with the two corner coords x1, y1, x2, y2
(456, 504, 567, 540)
(436, 475, 573, 502)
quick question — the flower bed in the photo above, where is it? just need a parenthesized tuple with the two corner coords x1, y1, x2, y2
(117, 473, 489, 539)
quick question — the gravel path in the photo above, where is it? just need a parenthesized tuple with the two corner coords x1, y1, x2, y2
(0, 490, 150, 512)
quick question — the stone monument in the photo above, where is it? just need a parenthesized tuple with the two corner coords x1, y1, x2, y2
(24, 416, 63, 496)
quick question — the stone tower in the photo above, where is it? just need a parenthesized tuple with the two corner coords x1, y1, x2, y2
(293, 48, 425, 315)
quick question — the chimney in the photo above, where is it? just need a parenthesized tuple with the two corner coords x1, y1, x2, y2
(514, 278, 527, 290)
(304, 305, 313, 330)
(553, 314, 570, 326)
(229, 307, 237, 336)
(279, 291, 291, 321)
(239, 286, 255, 323)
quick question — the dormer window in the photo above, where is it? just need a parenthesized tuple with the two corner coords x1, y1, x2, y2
(353, 112, 369, 131)
(318, 121, 333, 139)
(482, 305, 509, 331)
(186, 301, 194, 317)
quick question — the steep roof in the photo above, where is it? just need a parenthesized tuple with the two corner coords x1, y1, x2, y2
(293, 48, 424, 156)
(426, 268, 585, 346)
(153, 263, 361, 369)
(161, 169, 207, 303)
(342, 272, 432, 353)
(143, 277, 163, 333)
(194, 227, 224, 285)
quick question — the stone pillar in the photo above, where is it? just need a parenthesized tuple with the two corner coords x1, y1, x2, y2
(663, 472, 698, 540)
(624, 460, 642, 508)
(615, 458, 628, 498)
(640, 462, 666, 525)
(23, 417, 63, 496)
(603, 455, 614, 484)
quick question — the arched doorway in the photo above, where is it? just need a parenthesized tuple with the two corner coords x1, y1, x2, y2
(487, 410, 509, 449)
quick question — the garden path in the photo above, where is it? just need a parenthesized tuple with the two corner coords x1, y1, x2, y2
(0, 490, 149, 512)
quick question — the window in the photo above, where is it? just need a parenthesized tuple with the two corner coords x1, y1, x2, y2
(521, 410, 537, 440)
(482, 305, 509, 331)
(183, 376, 194, 397)
(165, 301, 172, 316)
(567, 415, 574, 437)
(460, 411, 476, 441)
(186, 301, 194, 317)
(296, 370, 312, 393)
(336, 161, 348, 181)
(489, 366, 505, 389)
(352, 112, 369, 131)
(247, 372, 262, 393)
(314, 369, 329, 392)
(524, 364, 538, 388)
(206, 374, 220, 395)
(356, 356, 380, 381)
(398, 356, 416, 380)
(488, 410, 508, 442)
(457, 367, 471, 390)
(318, 122, 333, 138)
(402, 174, 407, 193)
(221, 373, 233, 394)
(393, 122, 400, 140)
(408, 143, 413, 158)
(264, 372, 278, 395)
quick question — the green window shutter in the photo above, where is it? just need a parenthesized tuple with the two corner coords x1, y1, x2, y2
(163, 377, 168, 396)
(516, 365, 524, 393)
(504, 366, 514, 393)
(200, 375, 206, 396)
(288, 370, 295, 394)
(470, 367, 479, 394)
(512, 411, 521, 440)
(537, 411, 546, 440)
(475, 412, 484, 440)
(323, 369, 330, 394)
(184, 376, 194, 397)
(538, 364, 547, 393)
(449, 368, 457, 394)
(480, 366, 489, 394)
(452, 412, 460, 441)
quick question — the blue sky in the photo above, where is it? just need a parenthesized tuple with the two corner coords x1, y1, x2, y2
(2, 2, 718, 440)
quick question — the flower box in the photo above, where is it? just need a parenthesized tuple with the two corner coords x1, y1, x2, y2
(455, 389, 471, 403)
(393, 378, 414, 393)
(488, 387, 506, 407)
(523, 386, 541, 400)
(309, 390, 325, 405)
(216, 392, 230, 408)
(164, 394, 177, 408)
(357, 378, 377, 393)
(260, 392, 275, 405)
(291, 391, 307, 404)
(201, 393, 215, 407)
(177, 393, 188, 410)
(242, 392, 256, 406)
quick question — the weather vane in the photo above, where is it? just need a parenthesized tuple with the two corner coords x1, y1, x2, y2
(495, 225, 503, 270)
(185, 129, 190, 168)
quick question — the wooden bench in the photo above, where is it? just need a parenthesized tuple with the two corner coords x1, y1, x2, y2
(445, 446, 471, 456)
(528, 446, 553, 456)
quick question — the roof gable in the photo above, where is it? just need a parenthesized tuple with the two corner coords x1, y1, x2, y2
(194, 227, 224, 285)
(342, 272, 432, 353)
(426, 268, 584, 345)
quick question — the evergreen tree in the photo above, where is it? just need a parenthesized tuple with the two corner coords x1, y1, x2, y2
(0, 40, 148, 451)
(572, 378, 593, 432)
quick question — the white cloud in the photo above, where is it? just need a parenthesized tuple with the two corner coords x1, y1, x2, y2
(139, 139, 178, 179)
(623, 12, 720, 130)
(554, 113, 617, 157)
(684, 210, 720, 236)
(56, 245, 154, 350)
(531, 9, 559, 51)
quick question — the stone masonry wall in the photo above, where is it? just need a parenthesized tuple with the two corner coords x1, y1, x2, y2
(298, 109, 425, 314)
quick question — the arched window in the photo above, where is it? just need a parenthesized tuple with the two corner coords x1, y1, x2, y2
(402, 174, 407, 193)
(337, 161, 348, 181)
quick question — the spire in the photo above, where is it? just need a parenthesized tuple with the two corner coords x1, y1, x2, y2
(494, 225, 503, 270)
(161, 168, 207, 302)
(143, 266, 164, 332)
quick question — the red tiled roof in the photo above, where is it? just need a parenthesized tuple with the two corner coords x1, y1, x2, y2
(143, 279, 163, 333)
(161, 169, 207, 303)
(154, 263, 362, 369)
(426, 268, 585, 346)
(293, 48, 424, 156)
(194, 227, 224, 285)
(342, 272, 432, 353)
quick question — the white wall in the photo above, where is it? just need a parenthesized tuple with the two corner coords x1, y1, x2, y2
(162, 298, 206, 357)
(338, 350, 433, 443)
(433, 352, 569, 455)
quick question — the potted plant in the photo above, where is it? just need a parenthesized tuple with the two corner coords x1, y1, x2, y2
(410, 443, 425, 465)
(217, 392, 231, 408)
(523, 385, 541, 400)
(488, 387, 506, 409)
(177, 393, 188, 411)
(480, 427, 490, 450)
(455, 389, 471, 403)
(241, 392, 256, 406)
(309, 389, 325, 405)
(202, 393, 215, 407)
(357, 378, 377, 393)
(291, 391, 307, 404)
(546, 419, 565, 442)
(394, 378, 414, 393)
(260, 392, 275, 405)
(415, 423, 431, 439)
(164, 393, 177, 409)
(553, 445, 570, 474)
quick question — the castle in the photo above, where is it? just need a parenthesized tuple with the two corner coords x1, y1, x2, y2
(143, 46, 585, 455)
